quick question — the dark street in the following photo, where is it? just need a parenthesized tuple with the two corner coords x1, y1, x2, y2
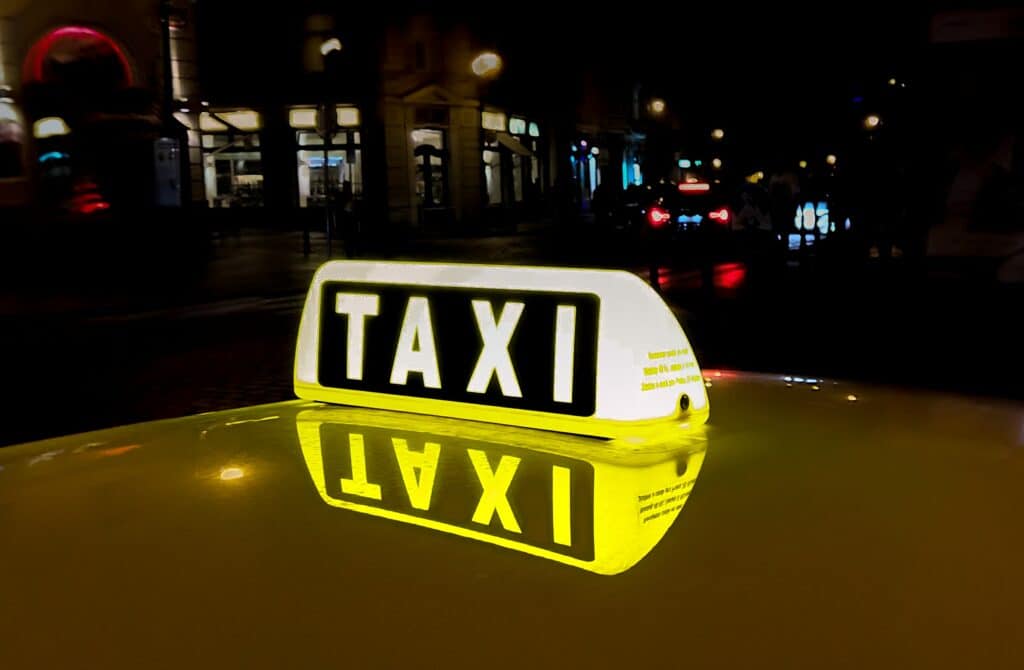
(3, 222, 1019, 446)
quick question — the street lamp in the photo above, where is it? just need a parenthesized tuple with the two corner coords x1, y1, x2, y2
(711, 157, 722, 169)
(648, 98, 666, 115)
(825, 154, 837, 166)
(471, 51, 503, 78)
(798, 160, 808, 169)
(864, 114, 881, 130)
(711, 128, 725, 140)
(315, 36, 344, 256)
(320, 37, 342, 56)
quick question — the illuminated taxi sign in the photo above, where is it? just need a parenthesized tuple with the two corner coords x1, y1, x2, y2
(296, 407, 706, 574)
(295, 261, 709, 437)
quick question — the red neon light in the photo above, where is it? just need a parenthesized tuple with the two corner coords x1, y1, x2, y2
(678, 183, 711, 193)
(713, 262, 747, 289)
(78, 201, 111, 215)
(708, 207, 730, 223)
(647, 206, 671, 228)
(23, 26, 133, 86)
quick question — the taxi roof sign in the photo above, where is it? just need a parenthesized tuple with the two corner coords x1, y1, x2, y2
(294, 261, 709, 438)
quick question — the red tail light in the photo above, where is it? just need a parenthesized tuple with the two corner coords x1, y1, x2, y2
(647, 206, 671, 228)
(708, 208, 730, 224)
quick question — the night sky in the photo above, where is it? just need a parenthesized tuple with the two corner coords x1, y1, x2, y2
(198, 1, 942, 156)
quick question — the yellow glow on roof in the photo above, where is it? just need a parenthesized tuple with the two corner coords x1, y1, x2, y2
(219, 467, 245, 481)
(296, 406, 707, 574)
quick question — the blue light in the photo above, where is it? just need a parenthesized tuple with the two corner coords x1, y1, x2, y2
(852, 96, 864, 103)
(678, 159, 691, 168)
(787, 233, 801, 251)
(678, 214, 703, 224)
(632, 162, 642, 186)
(621, 159, 630, 190)
(39, 151, 67, 163)
(307, 157, 342, 168)
(694, 160, 703, 167)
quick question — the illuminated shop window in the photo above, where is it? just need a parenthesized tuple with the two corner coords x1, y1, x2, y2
(483, 146, 502, 205)
(508, 117, 526, 135)
(201, 109, 264, 207)
(296, 130, 362, 208)
(289, 108, 317, 129)
(483, 127, 540, 206)
(336, 106, 360, 127)
(412, 128, 447, 206)
(481, 111, 506, 132)
(0, 99, 26, 178)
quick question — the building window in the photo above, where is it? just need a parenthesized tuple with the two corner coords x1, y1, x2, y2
(481, 111, 506, 132)
(412, 128, 447, 207)
(200, 110, 264, 207)
(483, 124, 540, 207)
(0, 98, 25, 179)
(483, 146, 502, 205)
(296, 130, 362, 207)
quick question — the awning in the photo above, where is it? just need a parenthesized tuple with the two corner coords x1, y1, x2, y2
(496, 132, 532, 156)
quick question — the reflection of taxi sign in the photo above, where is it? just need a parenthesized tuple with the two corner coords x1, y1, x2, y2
(296, 407, 706, 574)
(295, 261, 708, 437)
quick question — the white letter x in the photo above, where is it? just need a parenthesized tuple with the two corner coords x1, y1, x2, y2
(466, 300, 524, 397)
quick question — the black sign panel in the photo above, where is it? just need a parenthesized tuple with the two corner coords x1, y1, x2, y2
(318, 283, 600, 416)
(318, 424, 596, 560)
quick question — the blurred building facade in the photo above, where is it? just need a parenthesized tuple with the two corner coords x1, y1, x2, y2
(0, 0, 198, 211)
(0, 2, 655, 232)
(190, 9, 567, 232)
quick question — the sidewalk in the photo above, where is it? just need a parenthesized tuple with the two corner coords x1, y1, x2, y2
(0, 222, 565, 321)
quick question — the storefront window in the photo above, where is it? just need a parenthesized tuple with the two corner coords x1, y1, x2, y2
(512, 153, 523, 202)
(0, 109, 25, 178)
(412, 128, 446, 206)
(295, 130, 362, 207)
(200, 110, 264, 207)
(483, 123, 540, 207)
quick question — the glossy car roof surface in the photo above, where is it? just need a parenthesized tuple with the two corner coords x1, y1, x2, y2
(2, 372, 1022, 668)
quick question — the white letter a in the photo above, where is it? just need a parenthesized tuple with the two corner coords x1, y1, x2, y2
(390, 297, 441, 389)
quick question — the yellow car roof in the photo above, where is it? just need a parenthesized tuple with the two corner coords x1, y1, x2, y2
(2, 372, 1022, 667)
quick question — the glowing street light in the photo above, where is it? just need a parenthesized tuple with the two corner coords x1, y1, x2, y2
(888, 77, 897, 86)
(319, 37, 342, 56)
(798, 160, 808, 169)
(864, 114, 881, 130)
(33, 116, 70, 139)
(471, 51, 503, 78)
(711, 157, 722, 169)
(649, 98, 666, 115)
(711, 128, 725, 140)
(825, 154, 837, 166)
